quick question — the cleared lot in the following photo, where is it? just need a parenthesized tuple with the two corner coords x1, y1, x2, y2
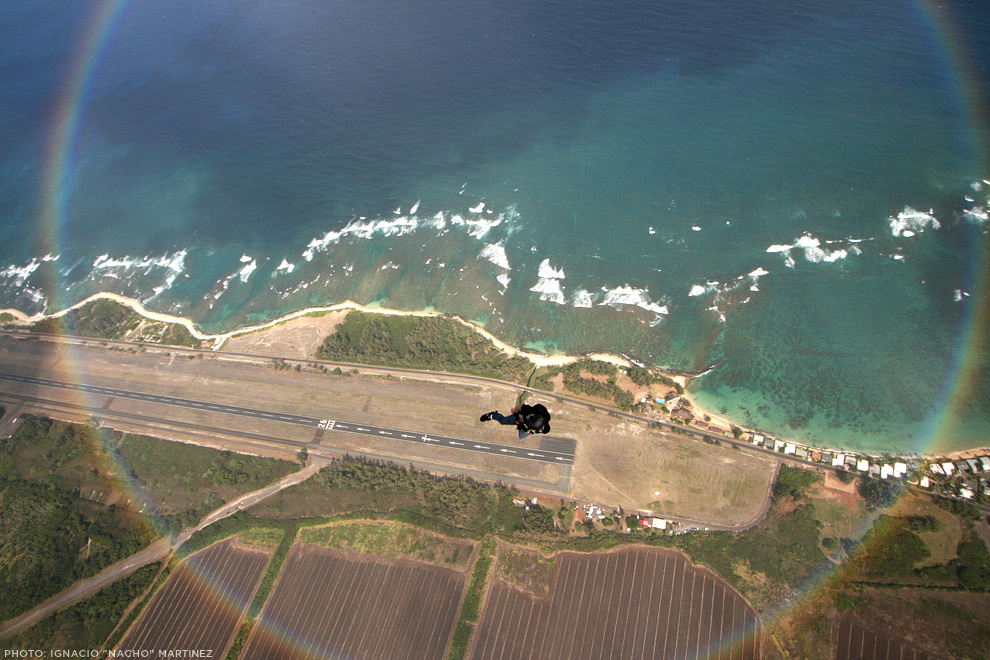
(472, 546, 761, 660)
(241, 544, 467, 660)
(116, 538, 269, 655)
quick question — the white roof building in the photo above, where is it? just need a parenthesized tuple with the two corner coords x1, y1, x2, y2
(894, 462, 907, 477)
(857, 459, 870, 472)
(784, 443, 796, 455)
(774, 439, 786, 452)
(960, 488, 974, 500)
(980, 456, 990, 471)
(942, 462, 955, 476)
(931, 463, 944, 475)
(832, 453, 846, 467)
(881, 465, 894, 479)
(920, 476, 930, 488)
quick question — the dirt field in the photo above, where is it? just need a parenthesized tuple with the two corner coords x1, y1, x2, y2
(116, 538, 269, 654)
(222, 311, 348, 358)
(833, 618, 940, 660)
(471, 545, 761, 660)
(568, 416, 776, 526)
(241, 543, 467, 660)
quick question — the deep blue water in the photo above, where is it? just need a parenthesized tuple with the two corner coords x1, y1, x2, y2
(1, 0, 988, 453)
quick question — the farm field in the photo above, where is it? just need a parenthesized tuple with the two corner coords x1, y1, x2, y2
(833, 618, 938, 660)
(471, 546, 761, 660)
(241, 543, 467, 660)
(116, 538, 269, 655)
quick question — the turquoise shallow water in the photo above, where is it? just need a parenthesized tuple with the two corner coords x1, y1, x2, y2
(0, 0, 988, 454)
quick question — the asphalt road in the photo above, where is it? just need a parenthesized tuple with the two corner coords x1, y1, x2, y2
(0, 372, 574, 466)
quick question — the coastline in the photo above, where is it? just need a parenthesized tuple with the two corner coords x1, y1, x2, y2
(2, 292, 987, 462)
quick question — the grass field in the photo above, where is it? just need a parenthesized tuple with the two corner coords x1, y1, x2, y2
(492, 544, 555, 598)
(115, 432, 298, 530)
(299, 520, 476, 572)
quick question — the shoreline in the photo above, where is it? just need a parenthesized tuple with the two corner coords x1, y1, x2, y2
(2, 292, 987, 461)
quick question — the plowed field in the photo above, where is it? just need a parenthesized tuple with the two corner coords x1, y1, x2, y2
(834, 618, 940, 660)
(117, 538, 269, 654)
(472, 546, 761, 660)
(241, 544, 467, 660)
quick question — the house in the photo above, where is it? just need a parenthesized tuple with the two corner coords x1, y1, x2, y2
(672, 408, 694, 422)
(894, 462, 907, 478)
(752, 433, 765, 445)
(846, 455, 859, 469)
(960, 487, 974, 500)
(857, 458, 870, 472)
(966, 458, 981, 473)
(795, 447, 809, 460)
(980, 456, 990, 471)
(930, 463, 945, 475)
(869, 464, 881, 477)
(774, 439, 786, 452)
(881, 464, 894, 479)
(954, 460, 970, 474)
(784, 443, 796, 455)
(920, 476, 930, 489)
(832, 453, 846, 468)
(942, 462, 956, 476)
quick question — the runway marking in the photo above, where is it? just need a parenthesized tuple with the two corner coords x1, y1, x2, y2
(449, 441, 463, 446)
(474, 444, 489, 449)
(500, 448, 516, 454)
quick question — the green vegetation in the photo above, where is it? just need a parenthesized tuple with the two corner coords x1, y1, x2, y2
(300, 521, 474, 571)
(25, 299, 203, 347)
(772, 464, 818, 501)
(114, 433, 297, 532)
(857, 477, 902, 510)
(0, 312, 14, 323)
(447, 537, 496, 660)
(29, 299, 141, 339)
(0, 562, 160, 652)
(255, 456, 559, 541)
(315, 311, 532, 382)
(849, 515, 930, 579)
(532, 359, 635, 409)
(0, 415, 158, 621)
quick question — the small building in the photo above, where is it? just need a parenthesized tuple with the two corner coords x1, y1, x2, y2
(832, 453, 846, 468)
(774, 439, 786, 452)
(942, 462, 956, 476)
(752, 433, 765, 445)
(966, 458, 980, 473)
(672, 408, 694, 422)
(920, 476, 931, 489)
(869, 464, 882, 477)
(930, 463, 945, 475)
(894, 462, 907, 478)
(784, 443, 796, 455)
(641, 517, 667, 530)
(857, 458, 870, 472)
(811, 450, 822, 462)
(980, 456, 990, 471)
(846, 455, 859, 469)
(881, 464, 894, 479)
(955, 460, 970, 474)
(795, 447, 809, 460)
(960, 487, 974, 500)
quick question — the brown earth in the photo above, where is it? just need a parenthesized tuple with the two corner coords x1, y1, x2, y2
(116, 538, 270, 655)
(471, 545, 762, 660)
(241, 543, 467, 660)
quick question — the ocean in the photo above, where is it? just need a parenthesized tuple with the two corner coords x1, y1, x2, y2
(1, 0, 988, 455)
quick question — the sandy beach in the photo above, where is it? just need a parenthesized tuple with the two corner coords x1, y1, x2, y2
(0, 292, 617, 368)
